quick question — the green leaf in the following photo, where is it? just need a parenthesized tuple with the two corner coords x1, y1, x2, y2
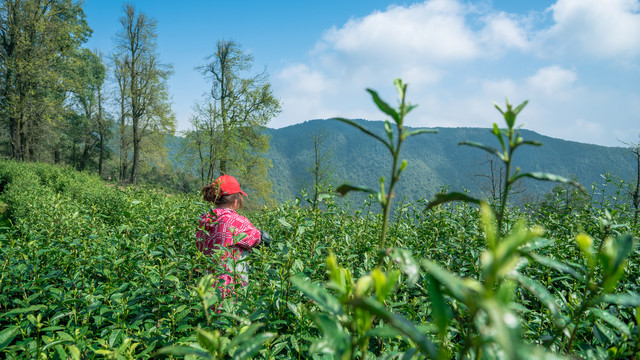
(601, 292, 640, 307)
(109, 329, 122, 348)
(226, 322, 263, 350)
(309, 313, 350, 357)
(364, 325, 403, 338)
(290, 276, 344, 316)
(529, 253, 586, 282)
(366, 89, 400, 123)
(0, 326, 20, 351)
(384, 120, 394, 146)
(41, 339, 69, 352)
(405, 128, 437, 137)
(335, 183, 378, 197)
(511, 172, 585, 192)
(334, 117, 392, 152)
(390, 248, 420, 286)
(277, 217, 293, 229)
(590, 308, 631, 336)
(231, 332, 277, 360)
(492, 123, 506, 152)
(348, 297, 438, 359)
(197, 328, 219, 354)
(0, 304, 47, 318)
(483, 299, 521, 359)
(518, 140, 542, 147)
(426, 192, 482, 210)
(426, 275, 450, 335)
(459, 141, 505, 161)
(513, 100, 529, 115)
(156, 345, 213, 359)
(511, 273, 563, 325)
(421, 259, 480, 301)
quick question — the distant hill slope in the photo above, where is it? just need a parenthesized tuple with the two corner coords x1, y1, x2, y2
(265, 119, 635, 204)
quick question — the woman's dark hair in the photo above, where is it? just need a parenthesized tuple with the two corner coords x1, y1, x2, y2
(202, 184, 244, 208)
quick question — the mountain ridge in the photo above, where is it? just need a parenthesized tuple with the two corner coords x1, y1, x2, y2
(264, 119, 635, 204)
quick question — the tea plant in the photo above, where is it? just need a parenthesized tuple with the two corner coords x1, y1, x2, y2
(334, 78, 436, 250)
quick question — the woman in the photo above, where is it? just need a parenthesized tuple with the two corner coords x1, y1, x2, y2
(195, 175, 263, 298)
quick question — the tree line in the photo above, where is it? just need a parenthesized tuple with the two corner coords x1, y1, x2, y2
(0, 0, 280, 204)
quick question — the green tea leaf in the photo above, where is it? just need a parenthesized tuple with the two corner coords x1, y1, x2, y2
(291, 276, 344, 316)
(511, 273, 563, 324)
(590, 308, 631, 336)
(157, 345, 213, 359)
(348, 297, 438, 359)
(1, 304, 47, 318)
(309, 313, 350, 357)
(511, 172, 585, 193)
(529, 253, 586, 282)
(405, 128, 437, 138)
(426, 192, 482, 210)
(366, 89, 400, 123)
(0, 326, 20, 351)
(231, 332, 277, 360)
(390, 248, 420, 286)
(421, 259, 480, 301)
(335, 183, 378, 197)
(513, 100, 529, 115)
(426, 275, 450, 335)
(601, 292, 640, 307)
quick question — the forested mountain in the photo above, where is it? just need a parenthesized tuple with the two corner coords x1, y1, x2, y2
(264, 119, 635, 204)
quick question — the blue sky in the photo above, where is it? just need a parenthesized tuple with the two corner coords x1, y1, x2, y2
(84, 0, 640, 147)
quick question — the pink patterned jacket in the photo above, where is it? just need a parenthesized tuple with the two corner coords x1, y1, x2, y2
(195, 208, 261, 294)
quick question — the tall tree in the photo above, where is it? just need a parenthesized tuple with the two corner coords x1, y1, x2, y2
(307, 129, 334, 209)
(193, 40, 280, 203)
(113, 3, 174, 184)
(113, 55, 130, 181)
(0, 0, 90, 161)
(625, 141, 640, 226)
(66, 48, 109, 172)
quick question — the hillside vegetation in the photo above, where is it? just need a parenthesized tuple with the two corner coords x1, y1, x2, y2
(266, 119, 634, 204)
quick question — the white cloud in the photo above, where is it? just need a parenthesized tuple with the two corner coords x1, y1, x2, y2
(321, 0, 479, 62)
(480, 12, 530, 54)
(526, 66, 577, 97)
(268, 0, 639, 146)
(542, 0, 640, 58)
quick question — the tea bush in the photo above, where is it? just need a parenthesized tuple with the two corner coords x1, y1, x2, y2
(0, 82, 639, 359)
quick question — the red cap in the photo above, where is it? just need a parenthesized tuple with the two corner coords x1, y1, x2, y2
(213, 175, 248, 196)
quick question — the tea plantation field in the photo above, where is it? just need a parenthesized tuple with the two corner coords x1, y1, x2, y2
(0, 160, 639, 359)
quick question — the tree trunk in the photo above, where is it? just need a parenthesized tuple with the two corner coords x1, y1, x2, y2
(131, 124, 139, 184)
(97, 84, 104, 176)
